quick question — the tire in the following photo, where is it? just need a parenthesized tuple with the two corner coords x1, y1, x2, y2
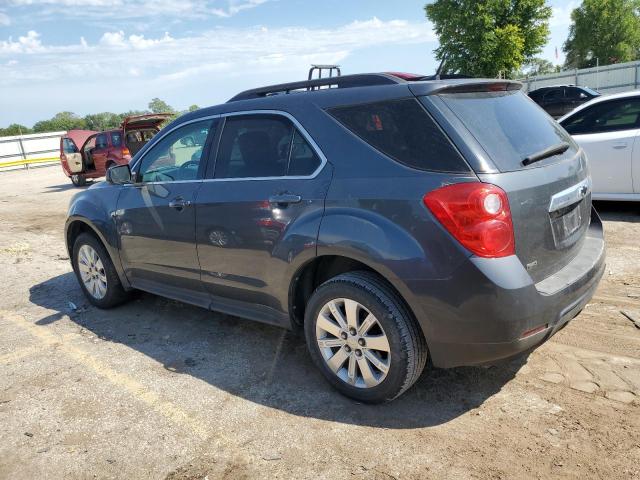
(70, 174, 86, 187)
(304, 271, 427, 403)
(72, 232, 130, 309)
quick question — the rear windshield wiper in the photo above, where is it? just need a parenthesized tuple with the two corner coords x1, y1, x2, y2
(522, 142, 571, 167)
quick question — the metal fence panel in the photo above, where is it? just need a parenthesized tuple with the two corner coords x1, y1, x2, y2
(0, 131, 66, 171)
(521, 60, 640, 94)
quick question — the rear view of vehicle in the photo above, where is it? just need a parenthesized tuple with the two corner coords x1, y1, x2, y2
(305, 78, 604, 400)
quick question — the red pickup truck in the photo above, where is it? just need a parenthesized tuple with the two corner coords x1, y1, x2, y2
(60, 113, 172, 186)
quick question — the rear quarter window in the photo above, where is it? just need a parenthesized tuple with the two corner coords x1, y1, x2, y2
(328, 98, 470, 173)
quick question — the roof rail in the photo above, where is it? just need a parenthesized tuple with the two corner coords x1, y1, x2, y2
(227, 73, 404, 102)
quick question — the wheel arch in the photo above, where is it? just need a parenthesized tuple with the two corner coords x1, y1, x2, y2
(288, 254, 423, 338)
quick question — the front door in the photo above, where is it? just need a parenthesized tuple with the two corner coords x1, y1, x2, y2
(562, 97, 640, 195)
(115, 118, 217, 305)
(195, 113, 330, 319)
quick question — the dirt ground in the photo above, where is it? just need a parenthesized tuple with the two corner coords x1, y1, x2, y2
(0, 166, 638, 480)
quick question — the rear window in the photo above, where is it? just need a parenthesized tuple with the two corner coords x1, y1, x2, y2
(437, 90, 574, 172)
(328, 98, 469, 172)
(62, 138, 78, 154)
(111, 131, 122, 147)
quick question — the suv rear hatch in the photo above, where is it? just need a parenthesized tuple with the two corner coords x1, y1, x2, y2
(121, 113, 173, 156)
(420, 83, 591, 283)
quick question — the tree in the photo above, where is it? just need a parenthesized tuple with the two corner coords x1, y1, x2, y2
(32, 112, 86, 133)
(83, 112, 123, 131)
(563, 0, 640, 69)
(521, 58, 558, 76)
(188, 104, 199, 112)
(148, 98, 175, 114)
(0, 124, 31, 136)
(425, 0, 552, 78)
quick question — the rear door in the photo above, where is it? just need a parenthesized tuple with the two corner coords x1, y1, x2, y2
(560, 97, 640, 195)
(61, 137, 83, 173)
(92, 133, 109, 172)
(543, 88, 566, 118)
(115, 118, 218, 304)
(195, 112, 329, 319)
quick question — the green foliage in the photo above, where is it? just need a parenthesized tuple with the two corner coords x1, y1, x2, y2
(563, 0, 640, 69)
(188, 104, 199, 112)
(520, 57, 559, 76)
(0, 98, 187, 135)
(0, 124, 32, 136)
(32, 111, 86, 133)
(83, 112, 124, 131)
(148, 97, 175, 114)
(424, 0, 552, 78)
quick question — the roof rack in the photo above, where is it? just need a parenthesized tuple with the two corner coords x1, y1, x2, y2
(308, 64, 341, 80)
(227, 73, 404, 102)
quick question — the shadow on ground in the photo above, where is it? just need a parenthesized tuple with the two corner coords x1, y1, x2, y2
(594, 201, 639, 223)
(29, 272, 527, 429)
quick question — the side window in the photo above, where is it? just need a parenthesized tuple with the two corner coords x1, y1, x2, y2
(288, 130, 322, 176)
(543, 88, 564, 102)
(328, 98, 469, 172)
(95, 134, 108, 149)
(138, 119, 214, 183)
(561, 99, 640, 135)
(214, 115, 293, 179)
(62, 138, 78, 154)
(111, 131, 122, 148)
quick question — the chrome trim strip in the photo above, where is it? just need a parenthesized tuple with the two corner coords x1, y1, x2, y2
(130, 109, 328, 183)
(549, 177, 592, 212)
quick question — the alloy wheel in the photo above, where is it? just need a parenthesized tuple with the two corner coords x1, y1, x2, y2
(315, 298, 391, 388)
(77, 244, 108, 300)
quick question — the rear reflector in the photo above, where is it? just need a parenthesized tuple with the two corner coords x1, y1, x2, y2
(423, 182, 515, 258)
(122, 148, 131, 156)
(521, 324, 548, 339)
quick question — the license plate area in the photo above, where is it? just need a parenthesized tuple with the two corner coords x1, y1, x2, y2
(550, 201, 585, 248)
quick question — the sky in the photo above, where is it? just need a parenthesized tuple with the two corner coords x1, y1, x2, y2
(0, 0, 578, 127)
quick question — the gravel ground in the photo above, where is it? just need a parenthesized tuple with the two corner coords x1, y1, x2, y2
(0, 166, 638, 480)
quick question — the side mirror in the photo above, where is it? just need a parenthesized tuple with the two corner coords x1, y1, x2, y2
(106, 164, 132, 185)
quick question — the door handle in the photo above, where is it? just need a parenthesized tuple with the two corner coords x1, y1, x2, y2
(613, 142, 628, 149)
(269, 194, 302, 206)
(168, 197, 192, 210)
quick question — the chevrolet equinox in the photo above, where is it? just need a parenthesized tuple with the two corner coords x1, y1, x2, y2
(65, 73, 605, 403)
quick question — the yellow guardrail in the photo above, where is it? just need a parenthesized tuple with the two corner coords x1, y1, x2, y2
(0, 156, 59, 168)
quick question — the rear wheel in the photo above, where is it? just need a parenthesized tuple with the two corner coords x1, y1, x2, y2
(70, 174, 86, 187)
(304, 271, 427, 403)
(72, 233, 130, 308)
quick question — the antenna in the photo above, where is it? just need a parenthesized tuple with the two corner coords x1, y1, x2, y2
(435, 57, 447, 80)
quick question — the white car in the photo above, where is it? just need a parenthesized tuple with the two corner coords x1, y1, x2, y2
(559, 90, 640, 201)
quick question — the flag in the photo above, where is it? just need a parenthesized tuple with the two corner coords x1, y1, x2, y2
(555, 47, 559, 60)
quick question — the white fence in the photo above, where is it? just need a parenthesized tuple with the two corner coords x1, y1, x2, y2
(520, 60, 640, 94)
(0, 131, 65, 171)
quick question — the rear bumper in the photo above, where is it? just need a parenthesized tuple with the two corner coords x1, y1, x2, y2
(408, 208, 606, 368)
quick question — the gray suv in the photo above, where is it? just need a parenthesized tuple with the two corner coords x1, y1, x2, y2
(65, 73, 605, 403)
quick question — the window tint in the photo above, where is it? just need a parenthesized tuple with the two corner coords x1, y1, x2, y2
(561, 99, 640, 135)
(288, 130, 321, 176)
(215, 115, 293, 179)
(329, 98, 469, 172)
(111, 131, 122, 147)
(138, 119, 213, 183)
(62, 138, 78, 154)
(543, 88, 564, 101)
(439, 90, 575, 172)
(95, 134, 108, 149)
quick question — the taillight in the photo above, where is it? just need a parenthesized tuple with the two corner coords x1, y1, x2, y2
(121, 147, 131, 156)
(423, 182, 515, 258)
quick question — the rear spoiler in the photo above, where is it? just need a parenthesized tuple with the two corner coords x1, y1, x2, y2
(409, 80, 523, 97)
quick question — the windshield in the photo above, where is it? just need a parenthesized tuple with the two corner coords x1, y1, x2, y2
(435, 90, 576, 172)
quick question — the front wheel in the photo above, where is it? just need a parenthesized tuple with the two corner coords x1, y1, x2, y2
(70, 174, 86, 187)
(304, 271, 428, 403)
(72, 233, 130, 308)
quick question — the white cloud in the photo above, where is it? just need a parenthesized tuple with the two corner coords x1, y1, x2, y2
(550, 2, 577, 28)
(0, 31, 43, 54)
(128, 32, 173, 49)
(7, 0, 270, 20)
(99, 30, 126, 47)
(0, 12, 10, 26)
